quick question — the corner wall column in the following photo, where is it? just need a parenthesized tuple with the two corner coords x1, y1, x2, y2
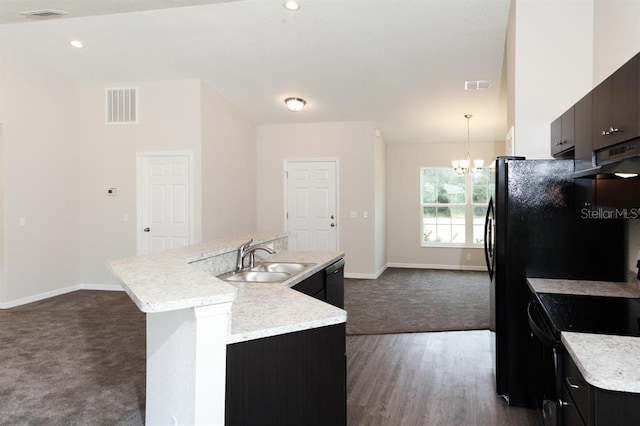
(146, 302, 232, 425)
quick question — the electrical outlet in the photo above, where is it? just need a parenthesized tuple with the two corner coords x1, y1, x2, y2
(350, 211, 358, 218)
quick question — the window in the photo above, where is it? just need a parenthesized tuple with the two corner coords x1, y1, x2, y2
(420, 167, 493, 246)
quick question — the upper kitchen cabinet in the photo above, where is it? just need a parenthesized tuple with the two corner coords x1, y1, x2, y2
(550, 106, 575, 158)
(592, 54, 640, 151)
(574, 93, 593, 171)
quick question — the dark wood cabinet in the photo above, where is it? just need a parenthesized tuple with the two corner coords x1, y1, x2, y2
(562, 349, 640, 426)
(592, 54, 640, 151)
(293, 268, 326, 300)
(574, 93, 595, 211)
(293, 258, 345, 308)
(226, 323, 346, 426)
(574, 93, 593, 171)
(551, 106, 575, 157)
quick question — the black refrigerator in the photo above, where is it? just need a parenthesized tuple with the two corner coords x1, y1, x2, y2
(484, 156, 627, 407)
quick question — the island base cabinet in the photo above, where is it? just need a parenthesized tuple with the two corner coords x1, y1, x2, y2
(225, 323, 346, 426)
(563, 350, 640, 426)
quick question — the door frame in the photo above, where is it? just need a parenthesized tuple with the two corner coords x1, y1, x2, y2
(283, 158, 340, 251)
(136, 150, 195, 255)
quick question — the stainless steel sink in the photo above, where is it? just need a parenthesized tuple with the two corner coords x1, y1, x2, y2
(220, 270, 291, 283)
(217, 262, 314, 283)
(250, 262, 312, 274)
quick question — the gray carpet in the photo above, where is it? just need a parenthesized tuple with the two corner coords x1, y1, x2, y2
(0, 291, 146, 425)
(345, 268, 490, 335)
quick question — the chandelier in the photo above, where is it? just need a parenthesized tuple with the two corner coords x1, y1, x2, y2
(452, 114, 484, 174)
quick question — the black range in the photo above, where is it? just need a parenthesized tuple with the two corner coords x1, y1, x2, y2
(535, 292, 640, 339)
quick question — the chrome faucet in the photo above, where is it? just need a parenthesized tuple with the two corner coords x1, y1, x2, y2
(235, 239, 276, 271)
(236, 239, 253, 272)
(244, 245, 275, 268)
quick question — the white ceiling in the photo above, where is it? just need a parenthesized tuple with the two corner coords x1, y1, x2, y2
(0, 0, 511, 145)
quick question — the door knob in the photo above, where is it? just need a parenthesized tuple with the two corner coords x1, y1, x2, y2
(144, 227, 150, 232)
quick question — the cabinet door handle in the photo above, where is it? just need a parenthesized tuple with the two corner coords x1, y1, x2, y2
(603, 126, 620, 136)
(330, 223, 335, 227)
(559, 399, 570, 407)
(565, 377, 580, 389)
(144, 227, 150, 232)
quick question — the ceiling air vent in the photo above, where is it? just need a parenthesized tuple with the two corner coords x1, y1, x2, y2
(21, 9, 68, 18)
(465, 80, 492, 90)
(106, 87, 138, 124)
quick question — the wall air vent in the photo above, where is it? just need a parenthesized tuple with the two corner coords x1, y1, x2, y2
(106, 87, 138, 124)
(21, 9, 68, 18)
(465, 80, 492, 90)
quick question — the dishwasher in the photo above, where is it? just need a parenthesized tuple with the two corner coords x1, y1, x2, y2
(324, 258, 345, 309)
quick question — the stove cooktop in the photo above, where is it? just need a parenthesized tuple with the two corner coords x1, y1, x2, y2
(536, 293, 640, 339)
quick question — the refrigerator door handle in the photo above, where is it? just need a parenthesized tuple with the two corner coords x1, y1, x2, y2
(484, 197, 495, 280)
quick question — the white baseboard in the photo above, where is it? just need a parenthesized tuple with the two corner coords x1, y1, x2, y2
(79, 283, 125, 292)
(345, 263, 389, 280)
(0, 283, 124, 310)
(387, 262, 488, 272)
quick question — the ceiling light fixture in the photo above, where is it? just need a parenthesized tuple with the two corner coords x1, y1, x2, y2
(283, 1, 300, 11)
(452, 114, 484, 174)
(284, 97, 306, 112)
(69, 40, 84, 49)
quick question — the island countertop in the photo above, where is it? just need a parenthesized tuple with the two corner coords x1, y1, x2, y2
(528, 276, 640, 393)
(108, 233, 347, 343)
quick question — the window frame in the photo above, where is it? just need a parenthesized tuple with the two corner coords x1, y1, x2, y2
(420, 167, 491, 248)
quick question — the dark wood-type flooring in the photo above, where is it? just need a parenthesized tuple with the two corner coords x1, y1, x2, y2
(346, 330, 539, 425)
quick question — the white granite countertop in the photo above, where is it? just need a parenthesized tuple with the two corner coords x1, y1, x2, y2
(562, 332, 640, 393)
(226, 250, 347, 343)
(528, 276, 640, 393)
(108, 232, 347, 343)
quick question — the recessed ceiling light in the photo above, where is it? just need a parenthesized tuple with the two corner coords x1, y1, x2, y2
(70, 40, 84, 49)
(284, 97, 306, 112)
(284, 1, 300, 11)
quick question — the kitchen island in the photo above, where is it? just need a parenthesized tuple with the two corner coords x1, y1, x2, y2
(109, 232, 347, 426)
(528, 277, 640, 425)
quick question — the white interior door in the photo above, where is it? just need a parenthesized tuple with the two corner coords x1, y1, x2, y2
(137, 152, 192, 255)
(286, 160, 338, 251)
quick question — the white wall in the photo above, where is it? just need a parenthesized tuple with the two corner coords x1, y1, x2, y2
(510, 0, 594, 159)
(0, 52, 82, 303)
(374, 131, 387, 274)
(256, 121, 379, 277)
(386, 142, 504, 270)
(593, 0, 640, 83)
(0, 65, 259, 304)
(201, 81, 257, 241)
(0, 124, 3, 301)
(76, 79, 203, 286)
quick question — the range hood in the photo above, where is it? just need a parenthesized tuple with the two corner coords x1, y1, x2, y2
(572, 140, 640, 179)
